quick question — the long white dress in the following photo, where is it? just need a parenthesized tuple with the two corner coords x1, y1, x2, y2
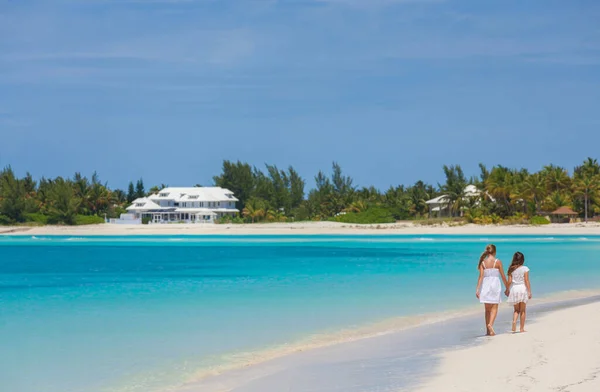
(479, 259, 502, 304)
(507, 266, 530, 305)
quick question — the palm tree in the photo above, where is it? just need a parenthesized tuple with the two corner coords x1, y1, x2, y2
(518, 173, 545, 214)
(542, 165, 571, 193)
(485, 166, 516, 215)
(242, 198, 266, 223)
(542, 191, 572, 213)
(440, 165, 467, 217)
(573, 174, 600, 222)
(47, 178, 81, 225)
(575, 158, 600, 178)
(264, 207, 276, 222)
(345, 200, 368, 213)
(408, 181, 431, 217)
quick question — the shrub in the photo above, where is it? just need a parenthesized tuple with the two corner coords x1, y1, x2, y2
(502, 213, 529, 225)
(74, 215, 106, 225)
(530, 216, 550, 225)
(142, 217, 152, 225)
(24, 213, 49, 225)
(0, 215, 12, 225)
(333, 207, 395, 224)
(216, 215, 233, 224)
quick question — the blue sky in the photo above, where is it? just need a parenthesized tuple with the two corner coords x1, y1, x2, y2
(1, 0, 599, 191)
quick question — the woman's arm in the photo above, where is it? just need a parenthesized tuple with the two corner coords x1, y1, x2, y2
(476, 264, 484, 299)
(497, 260, 509, 288)
(525, 271, 532, 299)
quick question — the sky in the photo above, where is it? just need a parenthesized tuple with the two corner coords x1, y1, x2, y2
(1, 0, 599, 191)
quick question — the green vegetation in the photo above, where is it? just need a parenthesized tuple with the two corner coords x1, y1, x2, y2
(530, 216, 551, 225)
(333, 207, 395, 224)
(74, 215, 106, 226)
(0, 167, 121, 226)
(1, 158, 599, 226)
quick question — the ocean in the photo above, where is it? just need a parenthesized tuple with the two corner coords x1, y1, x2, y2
(1, 235, 599, 392)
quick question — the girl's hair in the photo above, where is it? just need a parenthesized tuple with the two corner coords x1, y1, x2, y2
(508, 252, 525, 275)
(478, 244, 497, 268)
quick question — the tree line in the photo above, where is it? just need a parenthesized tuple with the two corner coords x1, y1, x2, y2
(1, 158, 599, 225)
(212, 158, 600, 224)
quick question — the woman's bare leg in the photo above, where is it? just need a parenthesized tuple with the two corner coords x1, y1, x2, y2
(519, 303, 527, 332)
(512, 305, 519, 332)
(488, 304, 498, 336)
(484, 304, 492, 335)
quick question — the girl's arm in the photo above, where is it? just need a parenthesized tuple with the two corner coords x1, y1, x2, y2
(525, 271, 532, 299)
(476, 264, 484, 299)
(505, 274, 512, 296)
(497, 260, 509, 288)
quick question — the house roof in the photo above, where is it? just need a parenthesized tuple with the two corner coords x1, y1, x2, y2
(147, 187, 238, 202)
(550, 206, 578, 215)
(426, 195, 450, 205)
(425, 185, 496, 205)
(126, 198, 162, 211)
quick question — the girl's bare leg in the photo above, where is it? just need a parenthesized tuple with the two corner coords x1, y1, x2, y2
(484, 304, 492, 335)
(488, 304, 498, 336)
(519, 303, 527, 332)
(512, 305, 519, 332)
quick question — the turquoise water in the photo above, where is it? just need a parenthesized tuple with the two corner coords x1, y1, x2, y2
(1, 235, 599, 392)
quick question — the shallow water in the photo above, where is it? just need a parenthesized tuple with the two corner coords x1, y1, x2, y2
(1, 235, 599, 392)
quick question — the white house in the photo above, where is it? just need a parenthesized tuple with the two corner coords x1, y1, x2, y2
(426, 185, 492, 217)
(125, 187, 239, 224)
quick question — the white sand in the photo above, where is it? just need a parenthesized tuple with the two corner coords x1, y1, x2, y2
(416, 301, 600, 392)
(2, 221, 600, 235)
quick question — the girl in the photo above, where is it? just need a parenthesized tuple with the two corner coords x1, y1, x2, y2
(475, 244, 509, 336)
(506, 252, 532, 333)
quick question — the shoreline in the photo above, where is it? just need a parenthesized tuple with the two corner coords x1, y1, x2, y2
(2, 221, 600, 236)
(164, 290, 600, 392)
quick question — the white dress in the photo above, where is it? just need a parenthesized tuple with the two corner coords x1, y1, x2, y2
(507, 266, 530, 305)
(479, 259, 502, 304)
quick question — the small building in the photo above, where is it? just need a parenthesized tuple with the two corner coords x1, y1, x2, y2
(549, 206, 578, 224)
(425, 185, 490, 217)
(124, 187, 239, 224)
(425, 195, 451, 217)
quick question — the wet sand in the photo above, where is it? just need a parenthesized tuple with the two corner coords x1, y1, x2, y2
(176, 294, 600, 392)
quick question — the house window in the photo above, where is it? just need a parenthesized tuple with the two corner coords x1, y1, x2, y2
(159, 193, 169, 197)
(135, 203, 145, 207)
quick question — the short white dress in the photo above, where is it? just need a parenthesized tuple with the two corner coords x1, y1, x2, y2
(507, 266, 530, 305)
(479, 259, 502, 304)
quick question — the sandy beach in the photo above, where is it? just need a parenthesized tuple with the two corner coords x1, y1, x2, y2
(2, 221, 600, 236)
(417, 300, 600, 392)
(174, 295, 600, 392)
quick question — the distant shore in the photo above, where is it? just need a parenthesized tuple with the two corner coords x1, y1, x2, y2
(2, 221, 600, 236)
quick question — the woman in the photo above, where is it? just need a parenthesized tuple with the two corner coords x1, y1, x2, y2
(475, 244, 509, 336)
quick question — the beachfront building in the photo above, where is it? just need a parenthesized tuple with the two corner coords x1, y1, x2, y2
(125, 187, 239, 224)
(426, 185, 490, 217)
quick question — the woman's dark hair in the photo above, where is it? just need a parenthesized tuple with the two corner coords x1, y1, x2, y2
(508, 252, 525, 275)
(478, 244, 497, 269)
